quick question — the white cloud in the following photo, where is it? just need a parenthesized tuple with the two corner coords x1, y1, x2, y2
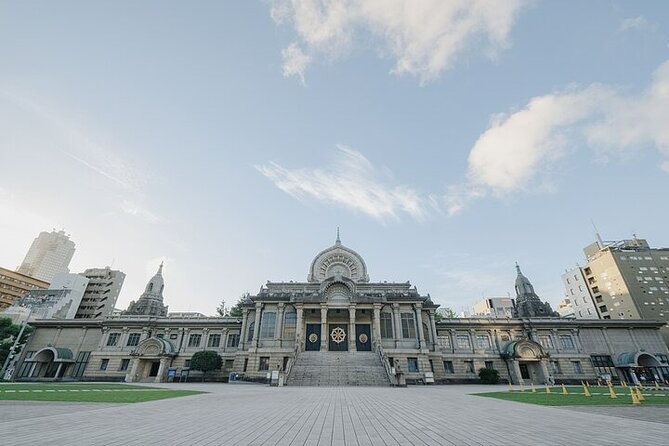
(281, 42, 312, 84)
(255, 145, 430, 221)
(448, 59, 669, 213)
(269, 0, 527, 84)
(619, 16, 650, 32)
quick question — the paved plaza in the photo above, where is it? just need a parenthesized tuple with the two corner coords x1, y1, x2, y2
(1, 383, 667, 446)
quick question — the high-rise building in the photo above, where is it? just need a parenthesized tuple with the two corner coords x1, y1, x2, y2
(17, 230, 76, 282)
(561, 266, 599, 319)
(3, 273, 89, 323)
(0, 267, 49, 310)
(513, 264, 557, 318)
(576, 236, 669, 343)
(472, 297, 515, 318)
(76, 267, 126, 319)
(556, 298, 575, 318)
(125, 263, 168, 317)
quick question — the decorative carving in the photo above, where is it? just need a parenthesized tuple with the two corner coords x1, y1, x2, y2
(358, 333, 368, 344)
(308, 333, 318, 343)
(330, 327, 346, 344)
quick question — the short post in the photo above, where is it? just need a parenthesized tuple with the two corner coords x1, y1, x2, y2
(561, 384, 568, 395)
(582, 383, 591, 397)
(608, 383, 617, 399)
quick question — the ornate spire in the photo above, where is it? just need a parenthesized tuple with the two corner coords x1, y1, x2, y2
(336, 227, 341, 245)
(157, 261, 164, 275)
(515, 262, 521, 275)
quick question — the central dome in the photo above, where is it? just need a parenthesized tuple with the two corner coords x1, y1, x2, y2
(307, 233, 369, 283)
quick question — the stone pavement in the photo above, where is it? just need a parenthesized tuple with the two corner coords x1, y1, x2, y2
(1, 383, 666, 446)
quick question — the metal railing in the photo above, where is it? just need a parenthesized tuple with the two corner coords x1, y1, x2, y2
(375, 342, 394, 386)
(284, 345, 300, 385)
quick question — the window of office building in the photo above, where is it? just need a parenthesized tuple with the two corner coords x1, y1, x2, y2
(380, 312, 394, 338)
(188, 334, 202, 348)
(400, 313, 416, 338)
(99, 358, 109, 371)
(126, 333, 141, 347)
(106, 332, 120, 347)
(207, 334, 221, 348)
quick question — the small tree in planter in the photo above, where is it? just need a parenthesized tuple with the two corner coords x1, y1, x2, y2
(190, 351, 222, 382)
(478, 367, 500, 384)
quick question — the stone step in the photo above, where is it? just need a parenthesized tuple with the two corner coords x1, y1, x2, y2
(287, 352, 390, 387)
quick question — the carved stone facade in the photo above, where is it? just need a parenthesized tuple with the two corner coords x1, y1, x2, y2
(11, 236, 669, 385)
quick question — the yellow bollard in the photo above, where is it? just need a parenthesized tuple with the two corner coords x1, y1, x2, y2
(545, 385, 551, 394)
(636, 387, 646, 402)
(531, 382, 536, 393)
(562, 384, 569, 395)
(621, 380, 627, 388)
(655, 381, 661, 391)
(608, 384, 618, 399)
(520, 382, 525, 392)
(597, 378, 603, 387)
(508, 382, 513, 392)
(585, 381, 590, 388)
(630, 388, 641, 406)
(583, 383, 591, 397)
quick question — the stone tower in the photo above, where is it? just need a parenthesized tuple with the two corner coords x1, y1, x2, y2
(513, 264, 557, 318)
(125, 262, 168, 317)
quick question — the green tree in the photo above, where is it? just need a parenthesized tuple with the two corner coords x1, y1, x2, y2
(215, 300, 228, 317)
(189, 350, 222, 382)
(0, 317, 32, 370)
(434, 307, 456, 321)
(478, 367, 500, 384)
(216, 293, 248, 318)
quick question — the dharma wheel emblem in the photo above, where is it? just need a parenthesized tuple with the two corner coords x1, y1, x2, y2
(330, 327, 346, 344)
(308, 333, 318, 343)
(358, 334, 368, 344)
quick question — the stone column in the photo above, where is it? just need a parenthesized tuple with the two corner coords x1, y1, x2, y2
(155, 357, 168, 383)
(449, 329, 456, 354)
(348, 306, 357, 351)
(126, 358, 140, 383)
(98, 327, 110, 350)
(552, 329, 561, 354)
(415, 304, 425, 350)
(320, 304, 328, 351)
(296, 304, 304, 351)
(276, 303, 285, 347)
(119, 327, 130, 351)
(393, 304, 402, 348)
(252, 303, 262, 348)
(428, 310, 438, 352)
(55, 362, 64, 380)
(539, 360, 551, 385)
(469, 329, 476, 354)
(511, 360, 523, 385)
(222, 328, 229, 351)
(372, 304, 382, 348)
(202, 328, 209, 351)
(239, 309, 249, 350)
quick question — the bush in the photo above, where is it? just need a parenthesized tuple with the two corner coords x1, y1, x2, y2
(478, 367, 500, 384)
(189, 351, 222, 382)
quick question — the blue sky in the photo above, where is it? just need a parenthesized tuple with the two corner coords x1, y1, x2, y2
(1, 1, 668, 315)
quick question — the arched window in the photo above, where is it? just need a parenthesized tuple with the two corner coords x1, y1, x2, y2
(380, 312, 393, 338)
(247, 321, 255, 341)
(283, 307, 297, 339)
(147, 283, 153, 292)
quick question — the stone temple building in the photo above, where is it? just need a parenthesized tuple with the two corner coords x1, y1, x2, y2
(513, 264, 558, 318)
(124, 263, 168, 317)
(11, 235, 669, 386)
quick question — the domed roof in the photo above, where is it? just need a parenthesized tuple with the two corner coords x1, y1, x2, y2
(308, 231, 369, 283)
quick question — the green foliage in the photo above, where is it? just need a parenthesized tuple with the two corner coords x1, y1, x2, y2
(434, 307, 456, 321)
(0, 317, 32, 367)
(216, 294, 247, 318)
(478, 367, 500, 384)
(190, 350, 223, 382)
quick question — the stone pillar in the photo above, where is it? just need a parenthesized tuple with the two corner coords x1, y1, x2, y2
(320, 304, 328, 351)
(252, 303, 262, 348)
(222, 328, 229, 350)
(348, 306, 356, 351)
(154, 357, 169, 383)
(119, 327, 130, 351)
(428, 310, 438, 352)
(372, 304, 382, 348)
(202, 328, 209, 351)
(55, 362, 63, 380)
(511, 360, 523, 385)
(239, 309, 249, 350)
(393, 304, 402, 348)
(449, 329, 456, 354)
(539, 360, 551, 385)
(415, 304, 425, 350)
(276, 303, 285, 347)
(296, 304, 304, 351)
(126, 358, 140, 383)
(552, 329, 561, 354)
(98, 327, 110, 350)
(469, 329, 476, 354)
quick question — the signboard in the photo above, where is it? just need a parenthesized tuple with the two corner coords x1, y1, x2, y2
(167, 368, 177, 378)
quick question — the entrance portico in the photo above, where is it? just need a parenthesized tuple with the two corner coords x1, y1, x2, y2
(125, 337, 176, 383)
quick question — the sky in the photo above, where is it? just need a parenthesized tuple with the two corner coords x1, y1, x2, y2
(1, 1, 668, 315)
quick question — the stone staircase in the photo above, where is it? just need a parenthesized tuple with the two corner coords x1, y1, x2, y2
(286, 351, 390, 386)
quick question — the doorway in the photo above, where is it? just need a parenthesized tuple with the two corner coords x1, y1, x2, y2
(519, 363, 530, 380)
(328, 324, 348, 351)
(355, 324, 372, 351)
(305, 324, 321, 351)
(149, 361, 160, 377)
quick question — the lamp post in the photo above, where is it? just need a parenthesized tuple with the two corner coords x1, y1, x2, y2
(1, 308, 32, 380)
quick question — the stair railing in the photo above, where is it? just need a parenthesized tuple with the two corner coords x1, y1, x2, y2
(284, 345, 300, 385)
(375, 341, 394, 386)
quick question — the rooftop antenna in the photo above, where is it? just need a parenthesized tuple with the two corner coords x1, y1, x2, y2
(591, 220, 604, 248)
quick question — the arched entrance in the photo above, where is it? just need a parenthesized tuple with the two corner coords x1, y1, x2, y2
(617, 351, 666, 384)
(125, 337, 176, 383)
(24, 347, 75, 380)
(502, 339, 551, 384)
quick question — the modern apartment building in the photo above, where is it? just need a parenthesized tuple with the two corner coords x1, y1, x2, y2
(577, 236, 669, 344)
(0, 267, 49, 310)
(561, 266, 599, 319)
(76, 267, 126, 319)
(17, 230, 76, 282)
(472, 297, 515, 318)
